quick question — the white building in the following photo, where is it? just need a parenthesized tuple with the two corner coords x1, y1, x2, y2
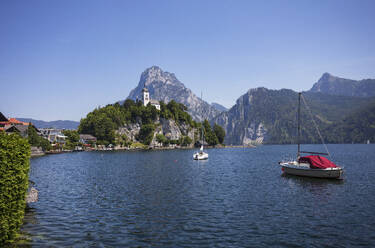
(142, 86, 160, 110)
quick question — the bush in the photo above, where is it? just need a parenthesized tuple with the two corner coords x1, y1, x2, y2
(28, 125, 51, 151)
(137, 124, 155, 145)
(0, 132, 31, 244)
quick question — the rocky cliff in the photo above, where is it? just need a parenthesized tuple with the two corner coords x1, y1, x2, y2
(212, 87, 287, 145)
(125, 66, 221, 122)
(116, 117, 196, 148)
(309, 73, 375, 97)
(212, 86, 375, 145)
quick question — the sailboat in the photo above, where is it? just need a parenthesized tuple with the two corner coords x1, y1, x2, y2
(279, 93, 343, 179)
(193, 93, 209, 160)
(193, 144, 209, 160)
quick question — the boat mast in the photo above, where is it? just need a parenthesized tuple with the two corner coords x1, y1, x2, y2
(297, 92, 301, 159)
(201, 92, 204, 147)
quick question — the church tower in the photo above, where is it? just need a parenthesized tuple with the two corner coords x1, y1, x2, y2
(142, 85, 150, 106)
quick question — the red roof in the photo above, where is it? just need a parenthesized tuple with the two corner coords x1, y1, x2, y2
(8, 118, 29, 125)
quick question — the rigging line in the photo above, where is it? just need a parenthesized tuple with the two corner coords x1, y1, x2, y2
(300, 94, 331, 158)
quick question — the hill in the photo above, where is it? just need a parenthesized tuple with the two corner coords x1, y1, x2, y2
(79, 100, 225, 147)
(17, 118, 79, 129)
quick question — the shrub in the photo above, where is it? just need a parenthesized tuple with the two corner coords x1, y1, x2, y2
(137, 124, 155, 145)
(0, 132, 31, 244)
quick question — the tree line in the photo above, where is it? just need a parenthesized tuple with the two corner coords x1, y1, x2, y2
(78, 99, 226, 146)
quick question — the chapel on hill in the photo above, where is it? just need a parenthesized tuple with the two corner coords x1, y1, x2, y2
(142, 85, 160, 110)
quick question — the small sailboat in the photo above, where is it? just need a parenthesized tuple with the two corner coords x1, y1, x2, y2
(193, 144, 208, 160)
(279, 93, 343, 179)
(193, 92, 209, 160)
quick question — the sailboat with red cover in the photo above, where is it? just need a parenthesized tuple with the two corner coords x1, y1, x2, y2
(279, 93, 343, 179)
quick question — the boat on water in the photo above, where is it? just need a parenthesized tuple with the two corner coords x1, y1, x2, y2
(193, 93, 209, 160)
(193, 145, 208, 160)
(279, 92, 343, 179)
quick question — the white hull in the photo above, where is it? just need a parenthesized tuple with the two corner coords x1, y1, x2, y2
(193, 152, 208, 160)
(280, 162, 343, 179)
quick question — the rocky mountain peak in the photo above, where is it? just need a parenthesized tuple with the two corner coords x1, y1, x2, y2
(319, 72, 335, 82)
(139, 66, 180, 87)
(125, 66, 222, 121)
(310, 73, 375, 97)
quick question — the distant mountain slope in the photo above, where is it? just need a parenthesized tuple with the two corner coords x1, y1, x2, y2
(211, 88, 374, 145)
(324, 100, 375, 144)
(17, 118, 79, 129)
(309, 73, 375, 97)
(211, 102, 228, 112)
(124, 66, 221, 122)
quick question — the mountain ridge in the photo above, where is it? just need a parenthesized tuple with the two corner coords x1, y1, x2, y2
(17, 118, 79, 129)
(309, 72, 375, 97)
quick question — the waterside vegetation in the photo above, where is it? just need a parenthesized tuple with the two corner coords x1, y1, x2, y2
(0, 132, 31, 244)
(78, 99, 225, 147)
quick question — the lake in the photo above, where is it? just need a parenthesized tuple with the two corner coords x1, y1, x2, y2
(22, 144, 375, 247)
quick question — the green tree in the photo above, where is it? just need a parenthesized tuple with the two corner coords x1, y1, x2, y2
(63, 130, 80, 150)
(27, 125, 51, 151)
(0, 132, 30, 244)
(137, 124, 155, 145)
(213, 123, 226, 144)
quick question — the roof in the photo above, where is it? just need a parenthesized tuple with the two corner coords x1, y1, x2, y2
(0, 112, 8, 122)
(79, 134, 97, 140)
(5, 125, 28, 133)
(8, 118, 29, 125)
(142, 87, 149, 92)
(150, 99, 160, 105)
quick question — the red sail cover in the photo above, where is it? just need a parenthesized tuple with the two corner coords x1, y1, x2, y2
(298, 155, 338, 169)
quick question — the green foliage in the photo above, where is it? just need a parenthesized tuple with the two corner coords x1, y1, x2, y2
(63, 130, 80, 150)
(160, 100, 195, 126)
(137, 124, 155, 145)
(78, 99, 201, 145)
(156, 133, 168, 145)
(213, 123, 225, 144)
(323, 101, 375, 143)
(203, 120, 219, 146)
(0, 132, 31, 244)
(116, 134, 132, 147)
(27, 125, 51, 151)
(181, 136, 192, 146)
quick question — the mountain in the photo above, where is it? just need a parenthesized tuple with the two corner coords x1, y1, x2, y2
(211, 88, 374, 145)
(125, 66, 221, 122)
(309, 73, 375, 97)
(211, 102, 228, 112)
(324, 100, 375, 144)
(17, 118, 79, 129)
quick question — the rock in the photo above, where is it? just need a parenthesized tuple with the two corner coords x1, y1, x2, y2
(124, 66, 222, 121)
(26, 187, 38, 203)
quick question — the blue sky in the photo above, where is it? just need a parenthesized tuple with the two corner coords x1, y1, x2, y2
(1, 0, 374, 121)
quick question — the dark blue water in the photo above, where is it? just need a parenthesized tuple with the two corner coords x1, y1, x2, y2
(23, 145, 375, 247)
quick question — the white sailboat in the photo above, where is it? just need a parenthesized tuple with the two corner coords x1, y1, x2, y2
(193, 144, 208, 160)
(193, 93, 209, 160)
(279, 93, 343, 179)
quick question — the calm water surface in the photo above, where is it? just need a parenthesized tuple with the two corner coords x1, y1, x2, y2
(23, 145, 375, 247)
